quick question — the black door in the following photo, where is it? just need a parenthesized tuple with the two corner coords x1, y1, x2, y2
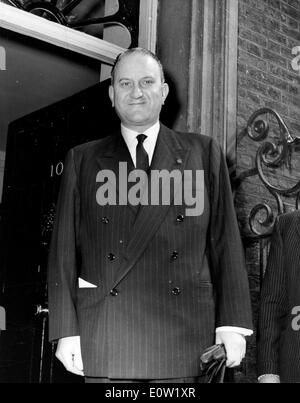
(0, 79, 119, 382)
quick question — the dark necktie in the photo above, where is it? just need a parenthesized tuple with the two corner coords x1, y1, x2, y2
(136, 134, 149, 172)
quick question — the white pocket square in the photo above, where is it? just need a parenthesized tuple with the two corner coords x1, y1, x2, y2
(78, 277, 98, 288)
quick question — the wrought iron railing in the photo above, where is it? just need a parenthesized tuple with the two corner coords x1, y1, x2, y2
(235, 107, 300, 240)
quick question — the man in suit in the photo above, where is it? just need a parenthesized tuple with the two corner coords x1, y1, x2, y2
(48, 47, 253, 382)
(257, 210, 300, 383)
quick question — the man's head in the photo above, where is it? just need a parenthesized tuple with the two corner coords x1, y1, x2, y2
(109, 47, 169, 132)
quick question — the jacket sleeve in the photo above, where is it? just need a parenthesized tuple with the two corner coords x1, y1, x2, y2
(257, 217, 287, 376)
(208, 139, 253, 330)
(47, 148, 80, 342)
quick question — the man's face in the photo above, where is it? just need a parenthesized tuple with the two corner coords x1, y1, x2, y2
(109, 53, 169, 131)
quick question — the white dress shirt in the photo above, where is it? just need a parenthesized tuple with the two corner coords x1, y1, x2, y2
(121, 121, 160, 167)
(120, 121, 253, 338)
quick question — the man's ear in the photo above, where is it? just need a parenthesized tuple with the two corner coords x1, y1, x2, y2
(161, 83, 169, 105)
(108, 85, 115, 107)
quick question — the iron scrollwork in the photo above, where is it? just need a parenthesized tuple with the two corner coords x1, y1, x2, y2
(237, 107, 300, 238)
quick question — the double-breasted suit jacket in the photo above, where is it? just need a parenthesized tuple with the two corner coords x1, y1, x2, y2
(48, 123, 252, 379)
(257, 210, 300, 383)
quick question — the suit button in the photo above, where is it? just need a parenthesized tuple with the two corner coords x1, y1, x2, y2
(110, 288, 118, 296)
(107, 253, 116, 261)
(171, 251, 179, 260)
(176, 214, 184, 222)
(172, 287, 181, 295)
(101, 217, 109, 224)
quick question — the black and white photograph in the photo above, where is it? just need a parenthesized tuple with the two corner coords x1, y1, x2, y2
(0, 0, 300, 387)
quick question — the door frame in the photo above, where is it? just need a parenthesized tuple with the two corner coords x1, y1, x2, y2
(0, 0, 158, 64)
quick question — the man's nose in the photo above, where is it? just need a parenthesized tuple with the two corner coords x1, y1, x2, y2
(130, 83, 143, 98)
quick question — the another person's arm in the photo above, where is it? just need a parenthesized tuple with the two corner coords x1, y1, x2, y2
(257, 217, 288, 383)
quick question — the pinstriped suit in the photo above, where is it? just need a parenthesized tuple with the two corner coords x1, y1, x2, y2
(257, 211, 300, 383)
(47, 123, 252, 379)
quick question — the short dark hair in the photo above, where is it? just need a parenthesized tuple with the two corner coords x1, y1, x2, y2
(110, 47, 165, 84)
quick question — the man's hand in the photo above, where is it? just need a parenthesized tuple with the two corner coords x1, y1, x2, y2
(215, 331, 246, 368)
(55, 336, 84, 376)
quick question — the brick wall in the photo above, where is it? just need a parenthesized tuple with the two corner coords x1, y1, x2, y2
(236, 0, 300, 382)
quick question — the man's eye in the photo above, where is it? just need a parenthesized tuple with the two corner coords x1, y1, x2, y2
(120, 81, 132, 88)
(141, 79, 154, 87)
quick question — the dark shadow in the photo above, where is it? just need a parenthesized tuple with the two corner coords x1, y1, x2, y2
(0, 79, 118, 383)
(160, 71, 181, 130)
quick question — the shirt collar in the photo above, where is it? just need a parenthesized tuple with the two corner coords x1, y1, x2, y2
(120, 121, 160, 166)
(121, 121, 160, 146)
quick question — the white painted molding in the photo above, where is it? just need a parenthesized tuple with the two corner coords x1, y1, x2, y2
(0, 2, 125, 64)
(187, 0, 205, 133)
(223, 0, 239, 160)
(199, 0, 214, 139)
(138, 0, 158, 52)
(199, 0, 239, 162)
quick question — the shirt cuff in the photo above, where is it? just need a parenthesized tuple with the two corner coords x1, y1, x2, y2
(258, 374, 280, 383)
(215, 326, 253, 336)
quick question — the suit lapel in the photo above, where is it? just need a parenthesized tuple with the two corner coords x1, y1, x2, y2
(96, 133, 136, 214)
(112, 124, 190, 289)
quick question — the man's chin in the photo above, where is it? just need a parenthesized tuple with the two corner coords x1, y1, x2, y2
(126, 114, 150, 125)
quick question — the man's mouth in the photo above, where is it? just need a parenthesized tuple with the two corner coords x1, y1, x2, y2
(129, 101, 146, 105)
